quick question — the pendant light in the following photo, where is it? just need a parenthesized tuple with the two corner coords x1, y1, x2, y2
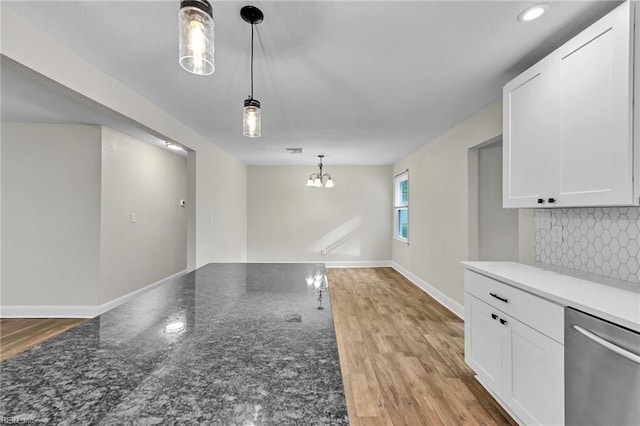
(241, 6, 263, 138)
(306, 155, 334, 188)
(179, 0, 215, 75)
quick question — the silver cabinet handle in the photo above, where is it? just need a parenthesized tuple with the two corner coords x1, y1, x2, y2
(573, 325, 640, 365)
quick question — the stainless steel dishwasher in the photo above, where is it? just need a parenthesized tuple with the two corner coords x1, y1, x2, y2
(565, 307, 640, 426)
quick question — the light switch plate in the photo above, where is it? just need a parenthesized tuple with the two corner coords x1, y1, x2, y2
(551, 225, 563, 243)
(130, 213, 136, 223)
(534, 210, 551, 230)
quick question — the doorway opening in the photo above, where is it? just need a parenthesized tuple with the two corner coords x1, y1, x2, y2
(468, 138, 533, 262)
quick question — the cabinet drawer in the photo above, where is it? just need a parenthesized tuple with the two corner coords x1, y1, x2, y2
(464, 270, 564, 344)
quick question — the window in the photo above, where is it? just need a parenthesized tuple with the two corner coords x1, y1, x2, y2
(394, 171, 409, 242)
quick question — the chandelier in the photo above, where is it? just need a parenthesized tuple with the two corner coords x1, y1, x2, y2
(306, 155, 334, 188)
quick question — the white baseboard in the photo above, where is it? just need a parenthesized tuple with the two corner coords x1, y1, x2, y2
(0, 305, 99, 318)
(245, 260, 392, 268)
(325, 260, 392, 268)
(0, 269, 187, 319)
(1, 264, 463, 320)
(391, 262, 464, 319)
(93, 269, 187, 316)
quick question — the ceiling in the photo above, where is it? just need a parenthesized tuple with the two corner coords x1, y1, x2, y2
(1, 1, 621, 166)
(1, 59, 188, 157)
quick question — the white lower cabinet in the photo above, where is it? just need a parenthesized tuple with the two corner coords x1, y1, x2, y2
(465, 294, 504, 395)
(502, 312, 564, 426)
(464, 272, 564, 425)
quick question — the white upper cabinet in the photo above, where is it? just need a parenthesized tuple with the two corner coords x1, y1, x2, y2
(503, 58, 556, 208)
(504, 1, 634, 208)
(556, 2, 633, 206)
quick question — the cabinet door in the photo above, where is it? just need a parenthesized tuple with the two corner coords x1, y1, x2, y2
(554, 1, 633, 206)
(502, 315, 564, 426)
(503, 57, 556, 208)
(464, 294, 503, 396)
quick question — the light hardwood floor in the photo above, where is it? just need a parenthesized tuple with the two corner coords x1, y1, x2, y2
(0, 318, 85, 362)
(328, 267, 515, 426)
(0, 268, 514, 425)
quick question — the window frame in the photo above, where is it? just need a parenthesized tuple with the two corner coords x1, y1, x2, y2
(393, 170, 409, 244)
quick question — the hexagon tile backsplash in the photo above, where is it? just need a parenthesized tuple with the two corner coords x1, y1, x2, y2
(535, 208, 640, 284)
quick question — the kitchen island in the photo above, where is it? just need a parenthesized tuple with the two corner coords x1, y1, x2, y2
(0, 263, 347, 425)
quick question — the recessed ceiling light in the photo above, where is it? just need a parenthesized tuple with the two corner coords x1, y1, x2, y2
(518, 3, 549, 22)
(166, 142, 185, 151)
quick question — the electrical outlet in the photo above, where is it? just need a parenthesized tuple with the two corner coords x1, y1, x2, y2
(209, 212, 213, 222)
(130, 213, 136, 223)
(551, 225, 563, 243)
(534, 210, 551, 230)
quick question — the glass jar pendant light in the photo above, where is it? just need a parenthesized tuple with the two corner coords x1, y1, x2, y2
(178, 0, 214, 76)
(243, 98, 261, 138)
(241, 6, 264, 138)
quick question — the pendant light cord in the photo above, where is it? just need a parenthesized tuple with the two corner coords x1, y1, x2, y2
(250, 23, 254, 99)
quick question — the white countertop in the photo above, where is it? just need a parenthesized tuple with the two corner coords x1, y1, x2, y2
(461, 261, 640, 333)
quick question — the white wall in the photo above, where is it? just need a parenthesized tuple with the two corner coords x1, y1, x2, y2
(1, 6, 247, 271)
(393, 100, 533, 307)
(99, 127, 187, 303)
(1, 124, 190, 307)
(478, 141, 519, 261)
(1, 123, 102, 305)
(248, 166, 392, 262)
(196, 146, 247, 266)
